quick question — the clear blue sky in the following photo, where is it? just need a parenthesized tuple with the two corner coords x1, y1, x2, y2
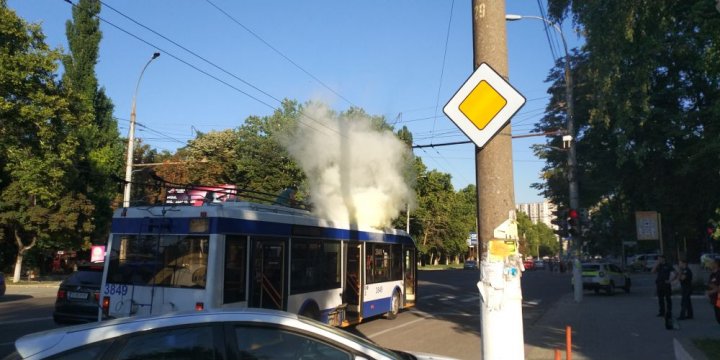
(9, 0, 583, 204)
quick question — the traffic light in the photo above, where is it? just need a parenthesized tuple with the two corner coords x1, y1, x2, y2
(567, 209, 579, 237)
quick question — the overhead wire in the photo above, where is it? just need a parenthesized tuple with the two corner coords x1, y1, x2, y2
(64, 0, 340, 140)
(430, 0, 455, 145)
(203, 0, 357, 108)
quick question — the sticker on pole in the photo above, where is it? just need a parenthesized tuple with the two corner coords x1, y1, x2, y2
(443, 63, 526, 148)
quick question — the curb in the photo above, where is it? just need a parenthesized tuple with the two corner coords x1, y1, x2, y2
(674, 337, 709, 360)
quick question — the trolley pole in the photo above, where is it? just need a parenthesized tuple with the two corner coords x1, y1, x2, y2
(472, 1, 524, 359)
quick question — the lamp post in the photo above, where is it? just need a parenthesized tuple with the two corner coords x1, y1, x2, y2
(506, 14, 582, 302)
(123, 52, 160, 208)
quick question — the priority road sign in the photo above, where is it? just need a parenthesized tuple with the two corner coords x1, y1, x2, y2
(443, 63, 525, 148)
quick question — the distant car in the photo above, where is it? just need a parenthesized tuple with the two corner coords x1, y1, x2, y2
(701, 253, 720, 269)
(8, 308, 456, 360)
(630, 253, 659, 272)
(0, 272, 6, 296)
(463, 260, 478, 270)
(573, 262, 631, 295)
(53, 263, 105, 324)
(523, 259, 535, 270)
(534, 259, 546, 270)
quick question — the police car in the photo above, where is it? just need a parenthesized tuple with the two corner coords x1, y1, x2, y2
(573, 262, 631, 295)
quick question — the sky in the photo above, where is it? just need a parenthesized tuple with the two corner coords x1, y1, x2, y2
(8, 0, 584, 205)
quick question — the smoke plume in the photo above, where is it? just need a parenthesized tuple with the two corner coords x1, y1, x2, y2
(277, 103, 415, 229)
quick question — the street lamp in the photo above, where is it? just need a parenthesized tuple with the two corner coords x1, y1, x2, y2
(123, 52, 160, 208)
(506, 14, 582, 302)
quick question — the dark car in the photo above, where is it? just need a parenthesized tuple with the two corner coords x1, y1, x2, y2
(53, 264, 105, 324)
(0, 272, 6, 296)
(463, 260, 478, 270)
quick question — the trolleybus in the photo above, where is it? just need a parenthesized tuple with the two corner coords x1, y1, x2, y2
(100, 201, 417, 327)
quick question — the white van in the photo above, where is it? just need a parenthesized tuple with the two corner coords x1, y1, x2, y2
(631, 253, 659, 271)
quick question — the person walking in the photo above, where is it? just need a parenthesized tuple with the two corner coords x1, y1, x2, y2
(706, 258, 720, 324)
(652, 255, 675, 318)
(677, 259, 693, 320)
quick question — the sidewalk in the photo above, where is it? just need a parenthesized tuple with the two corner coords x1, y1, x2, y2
(524, 273, 720, 360)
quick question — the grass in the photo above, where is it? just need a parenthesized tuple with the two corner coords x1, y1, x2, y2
(419, 263, 464, 270)
(693, 338, 720, 360)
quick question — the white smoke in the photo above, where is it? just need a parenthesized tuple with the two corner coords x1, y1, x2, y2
(277, 103, 415, 229)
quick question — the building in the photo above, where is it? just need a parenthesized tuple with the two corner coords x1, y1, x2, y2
(516, 200, 557, 230)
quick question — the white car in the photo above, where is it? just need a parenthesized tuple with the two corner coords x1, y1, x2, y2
(6, 308, 456, 360)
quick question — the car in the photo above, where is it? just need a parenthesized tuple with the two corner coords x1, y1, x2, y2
(573, 262, 631, 295)
(534, 259, 546, 270)
(523, 259, 535, 270)
(463, 260, 478, 270)
(0, 272, 6, 296)
(6, 308, 456, 360)
(630, 253, 659, 272)
(701, 253, 720, 269)
(52, 263, 105, 324)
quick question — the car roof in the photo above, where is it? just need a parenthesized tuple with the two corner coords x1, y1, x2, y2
(14, 308, 393, 359)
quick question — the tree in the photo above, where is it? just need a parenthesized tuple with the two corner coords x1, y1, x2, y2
(63, 0, 123, 241)
(0, 3, 94, 282)
(538, 0, 720, 259)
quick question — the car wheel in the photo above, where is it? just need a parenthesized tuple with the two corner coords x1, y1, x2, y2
(593, 287, 600, 295)
(624, 278, 631, 293)
(386, 291, 400, 320)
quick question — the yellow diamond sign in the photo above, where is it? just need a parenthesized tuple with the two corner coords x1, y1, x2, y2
(444, 63, 525, 148)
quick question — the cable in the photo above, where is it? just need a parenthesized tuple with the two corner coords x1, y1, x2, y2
(431, 0, 455, 145)
(204, 0, 357, 108)
(63, 0, 340, 139)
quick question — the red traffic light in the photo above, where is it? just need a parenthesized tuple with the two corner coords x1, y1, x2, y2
(568, 209, 579, 219)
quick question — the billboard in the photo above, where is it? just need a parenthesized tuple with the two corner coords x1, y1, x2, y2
(166, 185, 237, 206)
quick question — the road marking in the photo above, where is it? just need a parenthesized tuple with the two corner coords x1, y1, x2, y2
(365, 317, 428, 339)
(0, 316, 52, 326)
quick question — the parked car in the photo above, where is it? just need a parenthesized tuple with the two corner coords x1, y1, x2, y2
(573, 262, 631, 295)
(52, 263, 105, 324)
(463, 260, 479, 270)
(7, 308, 456, 360)
(523, 259, 535, 270)
(701, 253, 720, 269)
(534, 259, 546, 270)
(0, 272, 6, 296)
(630, 253, 659, 272)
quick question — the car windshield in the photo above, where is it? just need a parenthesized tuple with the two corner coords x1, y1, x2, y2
(297, 317, 401, 359)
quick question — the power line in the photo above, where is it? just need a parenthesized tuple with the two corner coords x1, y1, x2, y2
(203, 0, 357, 108)
(64, 0, 340, 140)
(431, 0, 455, 144)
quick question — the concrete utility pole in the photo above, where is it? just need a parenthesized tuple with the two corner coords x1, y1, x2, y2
(472, 1, 524, 359)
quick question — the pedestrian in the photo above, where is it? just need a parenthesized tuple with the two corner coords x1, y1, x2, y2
(652, 254, 676, 318)
(677, 259, 693, 320)
(705, 258, 720, 324)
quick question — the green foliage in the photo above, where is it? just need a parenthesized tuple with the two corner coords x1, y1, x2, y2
(0, 4, 94, 276)
(62, 0, 122, 241)
(517, 211, 559, 258)
(539, 0, 720, 257)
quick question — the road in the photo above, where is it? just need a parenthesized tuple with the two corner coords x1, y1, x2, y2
(0, 269, 570, 359)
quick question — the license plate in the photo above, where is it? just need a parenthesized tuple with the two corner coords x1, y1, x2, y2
(68, 291, 89, 300)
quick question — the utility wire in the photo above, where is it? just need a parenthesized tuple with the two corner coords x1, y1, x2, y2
(204, 0, 357, 108)
(431, 0, 455, 145)
(64, 0, 340, 139)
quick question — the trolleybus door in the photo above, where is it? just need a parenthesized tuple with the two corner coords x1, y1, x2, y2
(404, 247, 416, 306)
(344, 243, 362, 313)
(249, 237, 285, 310)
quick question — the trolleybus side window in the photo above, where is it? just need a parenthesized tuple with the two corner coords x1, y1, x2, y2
(366, 243, 403, 284)
(107, 234, 209, 288)
(224, 235, 247, 303)
(290, 239, 341, 294)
